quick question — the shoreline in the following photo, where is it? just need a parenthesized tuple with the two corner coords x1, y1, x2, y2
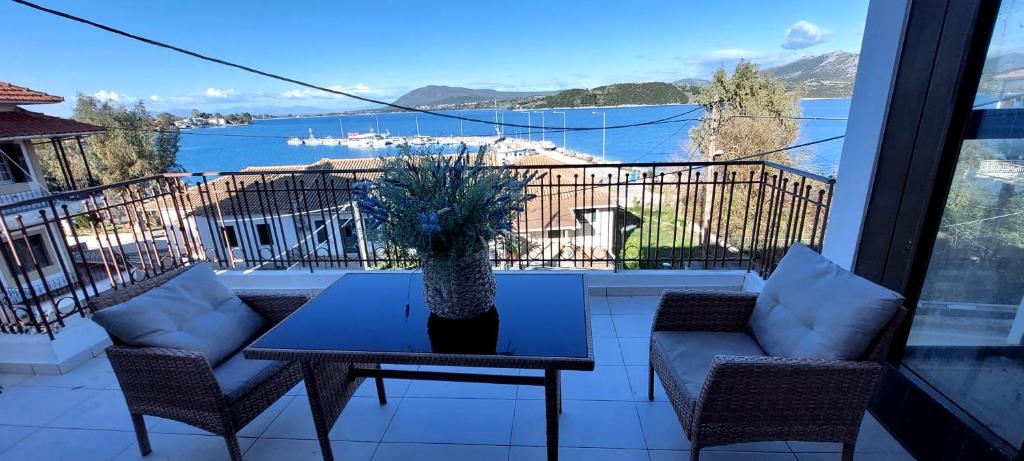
(228, 98, 851, 120)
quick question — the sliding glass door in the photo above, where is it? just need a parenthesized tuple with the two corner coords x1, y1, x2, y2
(903, 0, 1024, 449)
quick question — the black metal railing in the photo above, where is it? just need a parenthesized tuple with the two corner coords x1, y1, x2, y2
(0, 160, 833, 338)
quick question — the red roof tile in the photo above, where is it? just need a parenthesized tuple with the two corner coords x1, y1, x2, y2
(0, 108, 106, 140)
(0, 82, 64, 104)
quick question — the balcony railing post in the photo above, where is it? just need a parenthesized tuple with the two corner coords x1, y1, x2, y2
(0, 215, 49, 337)
(60, 203, 99, 297)
(14, 214, 62, 328)
(37, 208, 85, 318)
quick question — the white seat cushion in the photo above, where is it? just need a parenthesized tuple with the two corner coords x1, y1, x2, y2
(652, 330, 766, 401)
(749, 244, 903, 360)
(213, 351, 290, 402)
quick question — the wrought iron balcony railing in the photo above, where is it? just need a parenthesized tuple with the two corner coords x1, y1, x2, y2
(0, 160, 833, 339)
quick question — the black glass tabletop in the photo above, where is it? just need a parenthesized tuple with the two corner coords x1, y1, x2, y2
(247, 272, 591, 364)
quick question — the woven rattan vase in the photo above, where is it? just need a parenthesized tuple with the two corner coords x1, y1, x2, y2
(421, 250, 496, 319)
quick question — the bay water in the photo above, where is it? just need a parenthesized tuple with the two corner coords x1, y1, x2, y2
(177, 99, 850, 176)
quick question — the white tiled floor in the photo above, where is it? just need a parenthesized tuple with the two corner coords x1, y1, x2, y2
(0, 295, 916, 461)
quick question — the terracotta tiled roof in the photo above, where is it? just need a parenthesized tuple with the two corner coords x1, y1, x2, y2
(0, 108, 106, 140)
(0, 82, 64, 104)
(513, 154, 615, 230)
(167, 154, 616, 233)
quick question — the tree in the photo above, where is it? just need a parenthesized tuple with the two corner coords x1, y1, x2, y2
(38, 95, 182, 186)
(688, 61, 804, 165)
(664, 62, 807, 265)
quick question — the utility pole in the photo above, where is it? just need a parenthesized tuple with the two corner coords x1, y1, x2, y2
(532, 111, 546, 141)
(592, 111, 606, 161)
(552, 111, 566, 149)
(701, 102, 722, 261)
(494, 99, 500, 136)
(517, 111, 532, 141)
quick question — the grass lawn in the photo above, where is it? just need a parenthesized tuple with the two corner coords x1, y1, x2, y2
(622, 206, 705, 269)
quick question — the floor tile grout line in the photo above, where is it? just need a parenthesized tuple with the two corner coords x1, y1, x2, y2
(33, 386, 104, 429)
(0, 425, 40, 457)
(241, 393, 297, 454)
(375, 389, 406, 446)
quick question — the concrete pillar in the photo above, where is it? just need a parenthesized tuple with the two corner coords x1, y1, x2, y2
(821, 0, 911, 270)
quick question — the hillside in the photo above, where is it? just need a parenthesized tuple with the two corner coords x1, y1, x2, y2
(672, 78, 711, 87)
(509, 82, 696, 109)
(764, 51, 859, 98)
(391, 85, 556, 109)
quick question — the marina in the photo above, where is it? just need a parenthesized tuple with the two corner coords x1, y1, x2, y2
(286, 129, 605, 164)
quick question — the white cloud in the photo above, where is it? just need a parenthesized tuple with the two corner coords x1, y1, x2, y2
(205, 87, 237, 98)
(149, 95, 160, 102)
(92, 90, 123, 102)
(782, 21, 831, 49)
(280, 84, 383, 100)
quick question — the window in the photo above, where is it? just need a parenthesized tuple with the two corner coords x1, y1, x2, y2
(0, 157, 12, 183)
(314, 219, 329, 244)
(341, 223, 357, 253)
(575, 209, 596, 224)
(221, 225, 238, 247)
(255, 223, 273, 246)
(0, 234, 52, 270)
(0, 142, 26, 183)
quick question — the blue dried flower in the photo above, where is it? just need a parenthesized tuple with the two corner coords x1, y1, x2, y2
(418, 211, 441, 235)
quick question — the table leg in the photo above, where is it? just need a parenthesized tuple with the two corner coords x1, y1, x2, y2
(301, 361, 335, 461)
(374, 363, 387, 405)
(544, 369, 560, 461)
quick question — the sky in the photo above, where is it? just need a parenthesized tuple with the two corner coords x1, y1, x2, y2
(2, 0, 869, 116)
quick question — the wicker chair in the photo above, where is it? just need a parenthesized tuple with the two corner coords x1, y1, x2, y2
(648, 289, 906, 461)
(89, 265, 371, 461)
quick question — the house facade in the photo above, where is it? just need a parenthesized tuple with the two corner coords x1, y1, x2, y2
(0, 83, 104, 312)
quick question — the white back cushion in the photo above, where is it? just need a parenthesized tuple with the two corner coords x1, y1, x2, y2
(92, 263, 265, 366)
(749, 244, 903, 360)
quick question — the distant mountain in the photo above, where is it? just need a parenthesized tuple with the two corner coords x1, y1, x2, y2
(764, 51, 860, 98)
(672, 78, 711, 87)
(391, 85, 557, 109)
(510, 82, 695, 109)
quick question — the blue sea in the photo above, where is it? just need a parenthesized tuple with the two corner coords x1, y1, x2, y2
(177, 99, 850, 176)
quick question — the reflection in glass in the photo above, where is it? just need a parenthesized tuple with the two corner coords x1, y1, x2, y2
(427, 306, 500, 354)
(905, 138, 1024, 447)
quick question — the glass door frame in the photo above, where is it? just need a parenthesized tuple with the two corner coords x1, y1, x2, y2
(850, 0, 1020, 459)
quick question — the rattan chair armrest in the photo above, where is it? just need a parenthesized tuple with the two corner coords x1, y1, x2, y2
(106, 345, 226, 417)
(691, 355, 882, 443)
(652, 289, 758, 332)
(237, 293, 309, 325)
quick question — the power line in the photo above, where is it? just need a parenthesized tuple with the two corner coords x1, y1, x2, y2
(942, 210, 1024, 228)
(726, 135, 846, 162)
(521, 134, 844, 200)
(629, 122, 693, 163)
(11, 0, 704, 133)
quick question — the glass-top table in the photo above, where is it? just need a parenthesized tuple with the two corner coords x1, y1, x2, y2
(245, 272, 595, 461)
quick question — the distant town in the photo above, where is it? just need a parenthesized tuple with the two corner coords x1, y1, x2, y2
(172, 109, 256, 128)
